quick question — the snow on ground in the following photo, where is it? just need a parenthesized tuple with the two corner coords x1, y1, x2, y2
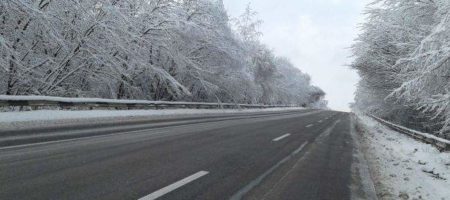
(0, 107, 305, 123)
(0, 107, 305, 130)
(355, 114, 450, 200)
(0, 95, 257, 106)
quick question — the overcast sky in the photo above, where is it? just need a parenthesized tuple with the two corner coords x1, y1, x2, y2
(223, 0, 370, 112)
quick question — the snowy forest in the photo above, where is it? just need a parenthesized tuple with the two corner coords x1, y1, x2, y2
(0, 0, 326, 108)
(352, 0, 450, 138)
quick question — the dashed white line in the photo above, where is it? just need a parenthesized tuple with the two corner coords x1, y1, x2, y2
(318, 120, 323, 123)
(306, 124, 314, 128)
(138, 171, 209, 200)
(272, 134, 291, 142)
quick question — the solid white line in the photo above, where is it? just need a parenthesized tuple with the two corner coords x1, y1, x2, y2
(316, 119, 341, 141)
(306, 124, 313, 128)
(272, 134, 291, 142)
(293, 141, 308, 154)
(230, 141, 309, 200)
(139, 171, 209, 200)
(0, 129, 169, 151)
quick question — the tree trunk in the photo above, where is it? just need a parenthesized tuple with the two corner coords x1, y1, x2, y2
(6, 55, 16, 95)
(117, 77, 126, 99)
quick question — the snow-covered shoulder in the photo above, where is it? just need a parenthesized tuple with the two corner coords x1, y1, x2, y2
(354, 114, 450, 200)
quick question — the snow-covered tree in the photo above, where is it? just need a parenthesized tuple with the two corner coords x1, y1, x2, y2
(352, 0, 449, 137)
(0, 0, 326, 109)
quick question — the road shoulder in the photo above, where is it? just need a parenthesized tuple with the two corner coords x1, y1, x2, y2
(350, 114, 378, 200)
(353, 114, 450, 200)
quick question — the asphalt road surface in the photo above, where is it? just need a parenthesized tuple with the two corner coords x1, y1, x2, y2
(0, 110, 371, 200)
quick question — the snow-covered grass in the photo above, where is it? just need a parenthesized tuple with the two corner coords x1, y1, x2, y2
(0, 95, 272, 106)
(0, 107, 306, 131)
(355, 114, 450, 200)
(369, 114, 450, 146)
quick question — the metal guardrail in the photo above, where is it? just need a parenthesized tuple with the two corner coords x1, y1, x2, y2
(368, 114, 450, 152)
(0, 95, 296, 110)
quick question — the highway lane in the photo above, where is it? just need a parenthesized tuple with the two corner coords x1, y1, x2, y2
(0, 110, 367, 200)
(0, 109, 317, 147)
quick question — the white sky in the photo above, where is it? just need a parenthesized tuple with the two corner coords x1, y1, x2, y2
(223, 0, 370, 112)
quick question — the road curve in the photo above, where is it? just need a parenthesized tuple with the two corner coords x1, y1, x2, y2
(0, 110, 368, 200)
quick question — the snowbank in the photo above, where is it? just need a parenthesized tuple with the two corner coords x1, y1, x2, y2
(0, 107, 304, 123)
(0, 107, 306, 130)
(355, 114, 450, 200)
(0, 95, 279, 107)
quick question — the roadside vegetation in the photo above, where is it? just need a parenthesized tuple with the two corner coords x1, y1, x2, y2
(0, 1, 326, 108)
(352, 0, 450, 138)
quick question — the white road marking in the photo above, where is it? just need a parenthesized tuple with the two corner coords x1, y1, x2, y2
(230, 141, 309, 200)
(0, 110, 325, 151)
(306, 124, 314, 128)
(316, 119, 341, 141)
(293, 141, 308, 155)
(272, 134, 291, 142)
(139, 171, 209, 200)
(0, 129, 170, 151)
(260, 142, 310, 199)
(318, 120, 323, 123)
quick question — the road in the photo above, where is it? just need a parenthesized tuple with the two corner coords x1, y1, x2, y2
(0, 110, 372, 200)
